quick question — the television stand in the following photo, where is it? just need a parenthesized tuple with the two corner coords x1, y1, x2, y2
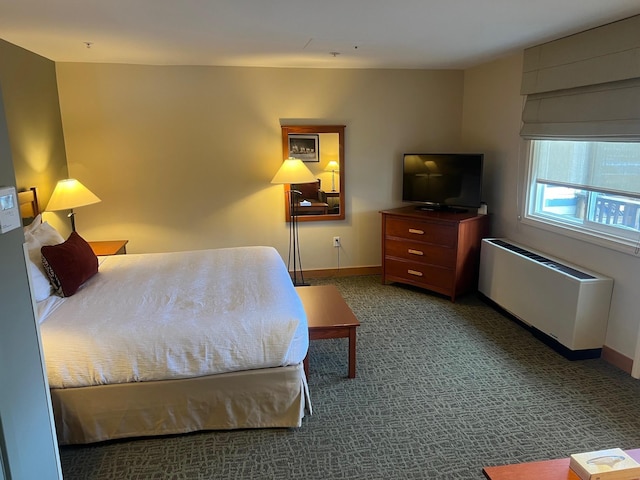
(415, 205, 468, 214)
(380, 206, 490, 301)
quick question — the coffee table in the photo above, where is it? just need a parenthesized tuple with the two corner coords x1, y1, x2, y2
(482, 448, 640, 479)
(295, 285, 360, 378)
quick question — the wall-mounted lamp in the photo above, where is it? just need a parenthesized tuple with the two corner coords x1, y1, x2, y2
(271, 157, 316, 286)
(324, 160, 340, 192)
(45, 179, 101, 232)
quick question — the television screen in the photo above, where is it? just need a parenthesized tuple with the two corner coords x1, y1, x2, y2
(402, 153, 483, 210)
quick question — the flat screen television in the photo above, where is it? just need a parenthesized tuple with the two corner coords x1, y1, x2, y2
(402, 153, 483, 212)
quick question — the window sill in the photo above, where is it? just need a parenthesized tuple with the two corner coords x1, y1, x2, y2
(520, 215, 640, 257)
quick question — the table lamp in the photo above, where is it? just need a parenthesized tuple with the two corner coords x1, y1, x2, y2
(46, 178, 101, 232)
(324, 160, 340, 192)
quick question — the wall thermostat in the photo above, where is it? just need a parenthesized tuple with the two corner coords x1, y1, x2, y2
(0, 186, 21, 233)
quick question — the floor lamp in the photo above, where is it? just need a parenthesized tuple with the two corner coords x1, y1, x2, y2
(271, 157, 317, 286)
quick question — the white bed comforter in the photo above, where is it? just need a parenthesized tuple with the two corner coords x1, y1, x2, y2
(40, 246, 308, 389)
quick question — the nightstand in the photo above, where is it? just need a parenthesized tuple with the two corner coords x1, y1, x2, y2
(88, 240, 128, 256)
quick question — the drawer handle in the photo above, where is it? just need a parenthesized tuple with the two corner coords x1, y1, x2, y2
(408, 249, 424, 256)
(408, 228, 424, 235)
(407, 269, 423, 277)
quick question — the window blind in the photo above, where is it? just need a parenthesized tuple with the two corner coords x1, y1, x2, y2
(520, 15, 640, 139)
(520, 78, 640, 139)
(533, 141, 640, 196)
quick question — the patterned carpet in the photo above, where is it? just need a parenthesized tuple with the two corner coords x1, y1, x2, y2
(59, 275, 640, 479)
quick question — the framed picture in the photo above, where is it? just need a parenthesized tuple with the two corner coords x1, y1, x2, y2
(288, 134, 319, 162)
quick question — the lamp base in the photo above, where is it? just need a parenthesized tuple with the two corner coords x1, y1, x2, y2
(292, 280, 310, 287)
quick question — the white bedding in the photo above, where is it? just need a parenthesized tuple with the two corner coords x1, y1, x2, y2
(40, 246, 308, 389)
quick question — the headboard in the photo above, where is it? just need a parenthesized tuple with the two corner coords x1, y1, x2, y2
(18, 187, 40, 220)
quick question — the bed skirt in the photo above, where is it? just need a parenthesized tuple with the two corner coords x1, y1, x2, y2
(51, 363, 311, 445)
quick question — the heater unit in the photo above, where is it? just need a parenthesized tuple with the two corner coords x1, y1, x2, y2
(479, 238, 613, 357)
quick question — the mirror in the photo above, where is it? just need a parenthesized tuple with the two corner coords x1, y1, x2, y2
(281, 125, 345, 222)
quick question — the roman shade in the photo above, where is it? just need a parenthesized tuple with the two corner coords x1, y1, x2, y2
(532, 141, 640, 196)
(520, 15, 640, 139)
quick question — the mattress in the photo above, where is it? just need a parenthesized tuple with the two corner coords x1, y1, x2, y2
(40, 246, 309, 389)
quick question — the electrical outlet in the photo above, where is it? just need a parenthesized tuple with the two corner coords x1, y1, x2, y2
(333, 236, 340, 248)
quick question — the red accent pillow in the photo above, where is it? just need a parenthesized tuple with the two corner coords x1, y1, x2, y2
(41, 232, 98, 297)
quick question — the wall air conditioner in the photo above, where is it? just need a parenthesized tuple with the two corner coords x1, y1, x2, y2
(478, 238, 613, 358)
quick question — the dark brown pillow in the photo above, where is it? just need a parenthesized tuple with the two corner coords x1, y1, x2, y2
(41, 232, 98, 297)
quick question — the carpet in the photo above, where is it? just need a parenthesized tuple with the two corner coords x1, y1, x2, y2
(59, 275, 640, 479)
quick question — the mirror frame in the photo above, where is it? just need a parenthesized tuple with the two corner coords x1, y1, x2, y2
(281, 125, 345, 222)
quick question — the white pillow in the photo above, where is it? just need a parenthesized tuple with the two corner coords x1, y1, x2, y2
(23, 213, 42, 235)
(27, 259, 53, 302)
(24, 221, 64, 301)
(28, 221, 65, 246)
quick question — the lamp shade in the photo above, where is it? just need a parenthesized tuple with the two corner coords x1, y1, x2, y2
(46, 179, 101, 212)
(271, 157, 317, 184)
(324, 160, 340, 172)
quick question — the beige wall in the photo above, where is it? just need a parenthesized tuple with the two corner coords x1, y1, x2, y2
(461, 53, 640, 371)
(55, 63, 464, 269)
(0, 39, 69, 234)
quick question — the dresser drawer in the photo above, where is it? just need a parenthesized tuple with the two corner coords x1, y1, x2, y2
(384, 238, 455, 267)
(384, 258, 454, 290)
(385, 217, 457, 245)
(381, 207, 489, 301)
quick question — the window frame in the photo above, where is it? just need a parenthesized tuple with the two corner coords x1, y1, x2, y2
(521, 139, 640, 255)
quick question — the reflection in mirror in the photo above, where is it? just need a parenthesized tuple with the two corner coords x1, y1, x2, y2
(281, 125, 345, 222)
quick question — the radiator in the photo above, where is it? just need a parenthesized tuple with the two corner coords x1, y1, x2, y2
(479, 238, 613, 353)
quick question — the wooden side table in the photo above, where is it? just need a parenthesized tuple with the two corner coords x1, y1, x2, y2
(482, 448, 640, 480)
(88, 240, 128, 256)
(295, 285, 360, 378)
(296, 202, 329, 215)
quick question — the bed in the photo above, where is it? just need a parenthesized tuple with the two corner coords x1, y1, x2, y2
(19, 188, 311, 445)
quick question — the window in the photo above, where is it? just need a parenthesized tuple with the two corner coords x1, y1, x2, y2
(518, 15, 640, 252)
(525, 140, 640, 247)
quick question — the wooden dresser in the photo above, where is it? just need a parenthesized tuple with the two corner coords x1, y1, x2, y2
(381, 206, 490, 301)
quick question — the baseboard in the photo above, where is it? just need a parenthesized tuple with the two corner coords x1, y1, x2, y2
(601, 345, 633, 375)
(299, 266, 381, 279)
(528, 327, 602, 360)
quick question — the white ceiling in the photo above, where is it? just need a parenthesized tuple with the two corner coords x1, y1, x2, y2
(1, 1, 640, 69)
